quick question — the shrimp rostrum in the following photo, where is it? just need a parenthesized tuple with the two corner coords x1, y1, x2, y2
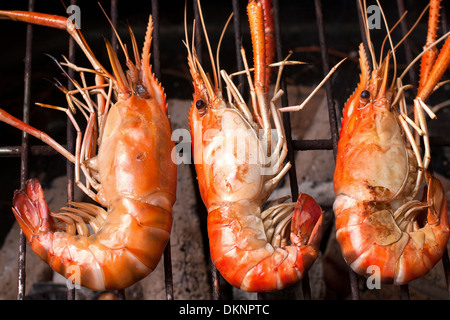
(333, 0, 450, 285)
(186, 0, 323, 292)
(0, 10, 176, 290)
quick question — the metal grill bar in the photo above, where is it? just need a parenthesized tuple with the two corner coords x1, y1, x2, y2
(111, 0, 118, 51)
(65, 0, 77, 302)
(273, 0, 313, 300)
(393, 0, 411, 300)
(17, 0, 35, 301)
(261, 0, 310, 300)
(313, 0, 339, 157)
(231, 0, 245, 97)
(0, 145, 59, 157)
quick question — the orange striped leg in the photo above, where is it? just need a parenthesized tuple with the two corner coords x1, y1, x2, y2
(418, 0, 442, 92)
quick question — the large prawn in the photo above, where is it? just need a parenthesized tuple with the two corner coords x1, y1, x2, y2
(333, 0, 450, 285)
(0, 9, 176, 290)
(186, 0, 325, 292)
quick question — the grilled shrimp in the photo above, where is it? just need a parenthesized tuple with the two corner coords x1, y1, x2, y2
(0, 10, 176, 290)
(185, 0, 323, 292)
(333, 0, 450, 285)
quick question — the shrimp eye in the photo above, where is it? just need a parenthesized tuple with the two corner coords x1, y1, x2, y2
(360, 90, 370, 101)
(196, 99, 207, 116)
(358, 90, 371, 109)
(196, 99, 206, 109)
(135, 84, 149, 98)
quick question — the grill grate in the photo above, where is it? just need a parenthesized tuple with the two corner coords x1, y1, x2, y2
(0, 0, 449, 300)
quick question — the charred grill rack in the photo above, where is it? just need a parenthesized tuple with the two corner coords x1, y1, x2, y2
(0, 0, 449, 300)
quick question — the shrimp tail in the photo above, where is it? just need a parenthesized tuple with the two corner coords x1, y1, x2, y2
(11, 179, 100, 288)
(424, 172, 449, 255)
(291, 193, 323, 249)
(12, 179, 53, 242)
(335, 171, 449, 285)
(288, 193, 323, 286)
(235, 194, 323, 292)
(11, 179, 173, 290)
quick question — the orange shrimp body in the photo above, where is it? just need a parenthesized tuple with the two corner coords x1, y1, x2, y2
(186, 0, 323, 292)
(333, 30, 450, 283)
(190, 101, 322, 291)
(0, 11, 176, 290)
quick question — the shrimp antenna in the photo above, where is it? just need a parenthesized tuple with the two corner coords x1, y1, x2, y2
(376, 0, 397, 91)
(196, 0, 219, 90)
(45, 53, 78, 89)
(182, 1, 197, 75)
(378, 9, 407, 68)
(128, 24, 142, 69)
(98, 2, 131, 64)
(59, 0, 68, 11)
(359, 0, 378, 70)
(191, 19, 197, 66)
(105, 38, 131, 94)
(216, 13, 234, 92)
(184, 1, 193, 68)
